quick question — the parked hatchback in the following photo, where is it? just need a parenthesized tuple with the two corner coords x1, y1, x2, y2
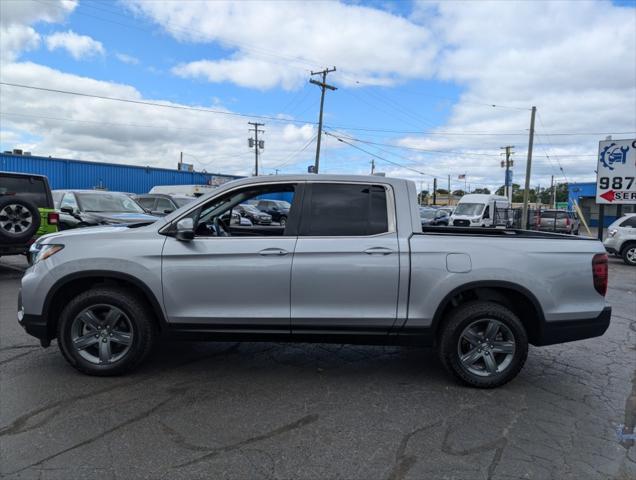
(604, 213, 636, 266)
(0, 172, 58, 257)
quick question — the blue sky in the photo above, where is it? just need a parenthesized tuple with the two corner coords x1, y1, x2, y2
(1, 0, 635, 191)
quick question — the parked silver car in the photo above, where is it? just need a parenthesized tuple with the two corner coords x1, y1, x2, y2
(604, 213, 636, 265)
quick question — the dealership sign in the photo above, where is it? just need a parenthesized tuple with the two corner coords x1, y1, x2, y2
(596, 139, 636, 204)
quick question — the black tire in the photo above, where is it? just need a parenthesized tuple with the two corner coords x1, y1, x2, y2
(279, 216, 287, 227)
(621, 243, 636, 266)
(438, 301, 528, 388)
(0, 197, 41, 244)
(57, 287, 157, 376)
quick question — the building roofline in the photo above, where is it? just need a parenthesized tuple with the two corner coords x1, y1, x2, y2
(0, 152, 242, 179)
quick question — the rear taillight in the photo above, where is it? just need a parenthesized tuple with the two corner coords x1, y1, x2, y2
(48, 212, 59, 225)
(592, 253, 608, 296)
(565, 217, 571, 226)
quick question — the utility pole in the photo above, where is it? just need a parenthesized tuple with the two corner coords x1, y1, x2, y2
(521, 106, 537, 228)
(433, 178, 437, 206)
(419, 181, 423, 206)
(248, 122, 265, 176)
(447, 175, 451, 206)
(310, 67, 337, 174)
(370, 158, 375, 175)
(500, 145, 514, 202)
(550, 175, 555, 208)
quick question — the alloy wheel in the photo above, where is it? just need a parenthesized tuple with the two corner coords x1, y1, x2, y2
(457, 319, 516, 377)
(70, 304, 133, 365)
(626, 247, 636, 265)
(0, 204, 33, 235)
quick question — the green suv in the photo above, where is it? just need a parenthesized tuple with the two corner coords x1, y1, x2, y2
(0, 172, 59, 257)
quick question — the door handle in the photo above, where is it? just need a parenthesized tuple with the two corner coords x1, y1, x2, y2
(259, 248, 289, 256)
(363, 247, 394, 255)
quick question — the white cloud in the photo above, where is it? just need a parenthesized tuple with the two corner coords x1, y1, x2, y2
(0, 0, 77, 26)
(0, 62, 318, 176)
(0, 24, 40, 63)
(46, 30, 105, 60)
(126, 0, 438, 90)
(0, 0, 77, 63)
(2, 0, 635, 192)
(115, 53, 139, 65)
(384, 0, 636, 190)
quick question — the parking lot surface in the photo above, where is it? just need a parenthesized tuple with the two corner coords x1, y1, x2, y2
(1, 255, 634, 480)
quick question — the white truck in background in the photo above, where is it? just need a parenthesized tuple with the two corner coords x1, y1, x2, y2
(450, 193, 511, 227)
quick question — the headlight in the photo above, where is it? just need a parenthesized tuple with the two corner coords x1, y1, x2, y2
(608, 229, 617, 237)
(471, 218, 480, 223)
(30, 244, 64, 264)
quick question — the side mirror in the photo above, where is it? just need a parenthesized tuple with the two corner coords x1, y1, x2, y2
(163, 209, 174, 214)
(175, 218, 195, 241)
(60, 206, 74, 215)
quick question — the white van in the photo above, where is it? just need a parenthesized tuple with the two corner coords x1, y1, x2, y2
(149, 184, 216, 197)
(449, 194, 511, 227)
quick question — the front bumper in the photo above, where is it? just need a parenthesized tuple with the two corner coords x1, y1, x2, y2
(17, 289, 51, 345)
(534, 306, 611, 346)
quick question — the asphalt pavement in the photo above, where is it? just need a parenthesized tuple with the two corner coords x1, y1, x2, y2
(0, 254, 634, 480)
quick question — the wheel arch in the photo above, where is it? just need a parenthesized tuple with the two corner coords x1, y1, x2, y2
(43, 270, 167, 339)
(431, 280, 546, 345)
(620, 240, 636, 254)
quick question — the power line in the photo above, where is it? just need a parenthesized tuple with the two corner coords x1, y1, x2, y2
(269, 134, 317, 171)
(324, 130, 503, 157)
(535, 112, 570, 183)
(0, 82, 317, 126)
(324, 131, 437, 178)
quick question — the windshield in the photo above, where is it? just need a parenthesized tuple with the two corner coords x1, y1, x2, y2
(454, 203, 485, 216)
(77, 192, 145, 213)
(173, 197, 195, 208)
(420, 209, 436, 219)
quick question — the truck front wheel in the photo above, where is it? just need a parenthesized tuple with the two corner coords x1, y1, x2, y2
(57, 287, 157, 376)
(438, 301, 528, 388)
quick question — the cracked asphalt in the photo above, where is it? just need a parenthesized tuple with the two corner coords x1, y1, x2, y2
(1, 255, 634, 480)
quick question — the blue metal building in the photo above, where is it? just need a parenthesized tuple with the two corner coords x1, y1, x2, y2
(568, 182, 635, 227)
(0, 153, 242, 194)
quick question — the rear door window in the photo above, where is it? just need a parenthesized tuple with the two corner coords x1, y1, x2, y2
(0, 175, 51, 208)
(300, 183, 389, 236)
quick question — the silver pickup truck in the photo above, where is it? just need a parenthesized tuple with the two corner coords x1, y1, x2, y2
(19, 175, 611, 388)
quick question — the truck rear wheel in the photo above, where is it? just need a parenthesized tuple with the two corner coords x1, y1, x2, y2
(57, 287, 157, 376)
(438, 301, 528, 388)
